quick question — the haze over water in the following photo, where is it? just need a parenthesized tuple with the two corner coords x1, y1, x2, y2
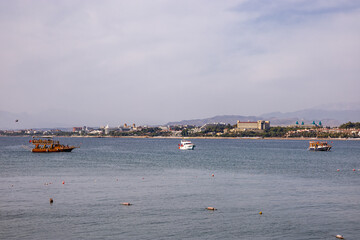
(1, 137, 360, 239)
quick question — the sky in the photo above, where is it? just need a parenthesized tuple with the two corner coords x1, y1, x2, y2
(0, 0, 360, 127)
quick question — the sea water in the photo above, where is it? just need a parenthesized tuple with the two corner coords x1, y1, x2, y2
(0, 137, 359, 239)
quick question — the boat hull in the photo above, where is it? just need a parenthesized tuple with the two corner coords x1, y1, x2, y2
(308, 141, 332, 152)
(309, 147, 331, 151)
(32, 147, 76, 153)
(179, 145, 195, 150)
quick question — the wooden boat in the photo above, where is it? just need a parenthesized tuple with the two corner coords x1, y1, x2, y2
(30, 136, 79, 153)
(308, 141, 332, 151)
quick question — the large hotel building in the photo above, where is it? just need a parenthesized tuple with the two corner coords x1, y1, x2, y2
(237, 120, 270, 131)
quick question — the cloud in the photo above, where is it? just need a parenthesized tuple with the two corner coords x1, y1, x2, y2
(0, 0, 359, 126)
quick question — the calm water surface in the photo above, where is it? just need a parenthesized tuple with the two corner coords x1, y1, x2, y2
(0, 137, 359, 239)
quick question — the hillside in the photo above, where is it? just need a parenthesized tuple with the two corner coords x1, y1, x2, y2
(166, 109, 360, 127)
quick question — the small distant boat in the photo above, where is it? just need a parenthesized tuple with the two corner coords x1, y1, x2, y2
(309, 141, 332, 151)
(178, 139, 195, 150)
(29, 136, 79, 153)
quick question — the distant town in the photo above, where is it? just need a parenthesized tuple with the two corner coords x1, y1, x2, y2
(1, 120, 360, 139)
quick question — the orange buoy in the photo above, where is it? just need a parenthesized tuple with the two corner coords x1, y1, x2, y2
(121, 202, 132, 206)
(206, 207, 216, 211)
(259, 211, 263, 215)
(49, 198, 54, 204)
(336, 234, 344, 239)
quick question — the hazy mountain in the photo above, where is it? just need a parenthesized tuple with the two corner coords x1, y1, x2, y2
(166, 108, 360, 127)
(166, 115, 259, 126)
(308, 102, 360, 111)
(166, 115, 298, 127)
(2, 105, 360, 129)
(261, 109, 360, 123)
(259, 102, 360, 126)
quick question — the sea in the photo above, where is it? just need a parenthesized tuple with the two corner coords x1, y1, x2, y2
(0, 137, 359, 240)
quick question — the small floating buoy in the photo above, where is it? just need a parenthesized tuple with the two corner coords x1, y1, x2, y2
(353, 169, 356, 171)
(62, 181, 65, 184)
(206, 207, 216, 211)
(259, 211, 262, 215)
(211, 174, 214, 177)
(49, 198, 54, 204)
(335, 234, 344, 239)
(121, 202, 132, 206)
(337, 169, 340, 171)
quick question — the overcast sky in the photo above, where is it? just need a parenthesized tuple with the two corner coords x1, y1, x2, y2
(1, 0, 359, 126)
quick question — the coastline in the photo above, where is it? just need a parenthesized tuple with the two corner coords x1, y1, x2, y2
(1, 135, 359, 141)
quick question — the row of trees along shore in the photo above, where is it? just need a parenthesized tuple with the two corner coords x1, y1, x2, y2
(339, 121, 360, 129)
(1, 122, 360, 138)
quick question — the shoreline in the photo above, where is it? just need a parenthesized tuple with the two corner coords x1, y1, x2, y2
(1, 135, 359, 141)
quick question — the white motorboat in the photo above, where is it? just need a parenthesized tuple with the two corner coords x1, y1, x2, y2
(178, 139, 195, 150)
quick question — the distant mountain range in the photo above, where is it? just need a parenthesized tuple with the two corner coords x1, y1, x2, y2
(261, 109, 360, 122)
(166, 109, 360, 127)
(1, 105, 360, 129)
